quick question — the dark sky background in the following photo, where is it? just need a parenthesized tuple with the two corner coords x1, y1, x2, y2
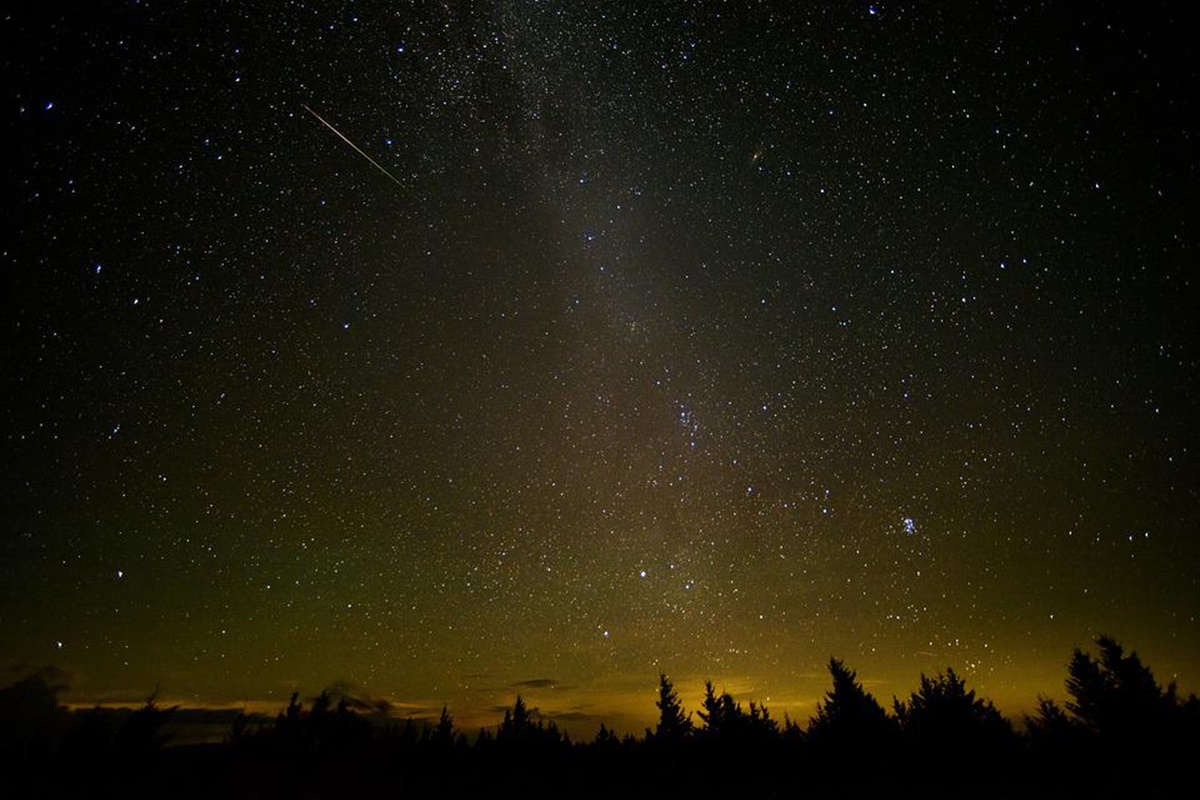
(4, 2, 1197, 734)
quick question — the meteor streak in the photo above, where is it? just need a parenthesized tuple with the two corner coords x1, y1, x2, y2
(302, 103, 404, 188)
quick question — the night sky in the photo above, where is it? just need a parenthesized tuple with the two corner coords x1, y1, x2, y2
(4, 2, 1197, 735)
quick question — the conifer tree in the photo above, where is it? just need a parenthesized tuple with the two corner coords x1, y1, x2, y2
(809, 658, 894, 747)
(894, 667, 1011, 751)
(652, 673, 692, 743)
(1066, 635, 1169, 737)
(498, 694, 533, 743)
(433, 704, 455, 745)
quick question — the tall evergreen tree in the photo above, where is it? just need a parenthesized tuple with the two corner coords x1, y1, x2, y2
(651, 673, 692, 743)
(747, 701, 779, 739)
(594, 722, 619, 749)
(432, 704, 455, 746)
(697, 681, 730, 735)
(498, 694, 534, 743)
(1062, 633, 1199, 757)
(1066, 635, 1170, 737)
(696, 681, 762, 742)
(1024, 695, 1088, 756)
(808, 658, 895, 748)
(894, 667, 1011, 751)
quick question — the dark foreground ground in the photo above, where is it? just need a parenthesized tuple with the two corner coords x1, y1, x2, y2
(4, 734, 1195, 800)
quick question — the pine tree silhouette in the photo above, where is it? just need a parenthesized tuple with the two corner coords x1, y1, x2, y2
(433, 704, 455, 746)
(498, 694, 534, 744)
(697, 681, 742, 739)
(747, 700, 779, 741)
(1024, 695, 1089, 761)
(808, 657, 895, 750)
(1066, 634, 1172, 738)
(894, 667, 1011, 752)
(650, 673, 692, 743)
(695, 681, 777, 744)
(1059, 633, 1200, 770)
(594, 722, 620, 750)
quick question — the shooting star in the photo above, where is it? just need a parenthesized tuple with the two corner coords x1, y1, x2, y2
(302, 103, 404, 188)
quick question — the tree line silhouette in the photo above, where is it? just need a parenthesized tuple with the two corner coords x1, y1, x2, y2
(1, 635, 1196, 798)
